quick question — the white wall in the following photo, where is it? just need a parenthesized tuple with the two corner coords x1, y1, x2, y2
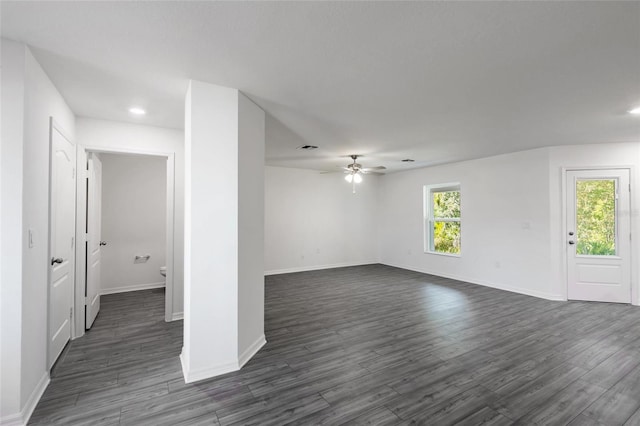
(378, 143, 640, 303)
(76, 118, 184, 315)
(1, 38, 26, 424)
(264, 166, 379, 274)
(237, 93, 265, 361)
(378, 148, 555, 299)
(0, 40, 76, 424)
(23, 46, 76, 421)
(100, 153, 167, 293)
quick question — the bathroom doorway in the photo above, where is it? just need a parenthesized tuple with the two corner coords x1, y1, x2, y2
(74, 146, 176, 335)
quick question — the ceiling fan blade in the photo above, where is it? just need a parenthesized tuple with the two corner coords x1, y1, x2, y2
(361, 166, 386, 171)
(361, 170, 385, 175)
(320, 170, 351, 174)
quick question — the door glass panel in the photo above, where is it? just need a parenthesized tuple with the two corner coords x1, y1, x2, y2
(576, 179, 616, 256)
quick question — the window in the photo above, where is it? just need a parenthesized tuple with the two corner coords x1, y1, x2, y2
(424, 183, 461, 255)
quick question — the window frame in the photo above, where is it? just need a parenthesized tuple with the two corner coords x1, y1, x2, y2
(424, 183, 461, 257)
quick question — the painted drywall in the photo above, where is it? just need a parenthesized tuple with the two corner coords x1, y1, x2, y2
(75, 118, 184, 315)
(378, 148, 556, 300)
(22, 45, 76, 417)
(0, 38, 26, 424)
(237, 93, 265, 360)
(100, 153, 167, 293)
(264, 166, 379, 274)
(0, 41, 76, 425)
(183, 80, 240, 380)
(378, 143, 640, 303)
(183, 81, 266, 382)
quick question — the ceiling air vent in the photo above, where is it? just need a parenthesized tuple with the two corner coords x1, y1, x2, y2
(401, 159, 415, 162)
(297, 145, 319, 150)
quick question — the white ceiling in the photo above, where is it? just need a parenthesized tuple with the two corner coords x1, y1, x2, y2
(2, 1, 639, 172)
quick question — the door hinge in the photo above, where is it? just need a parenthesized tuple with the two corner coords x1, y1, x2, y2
(85, 296, 89, 306)
(69, 307, 73, 318)
(629, 184, 631, 192)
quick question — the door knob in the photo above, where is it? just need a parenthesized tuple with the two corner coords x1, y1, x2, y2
(568, 241, 575, 245)
(99, 241, 107, 246)
(51, 257, 63, 265)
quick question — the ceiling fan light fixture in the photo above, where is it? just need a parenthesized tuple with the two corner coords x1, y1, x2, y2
(345, 174, 353, 183)
(353, 173, 363, 183)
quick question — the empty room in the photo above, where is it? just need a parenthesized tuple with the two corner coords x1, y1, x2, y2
(1, 1, 639, 425)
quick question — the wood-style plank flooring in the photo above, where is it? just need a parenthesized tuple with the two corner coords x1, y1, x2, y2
(30, 265, 640, 425)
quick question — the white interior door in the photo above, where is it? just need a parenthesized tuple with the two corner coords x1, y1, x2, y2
(86, 153, 102, 329)
(49, 121, 76, 368)
(567, 169, 631, 303)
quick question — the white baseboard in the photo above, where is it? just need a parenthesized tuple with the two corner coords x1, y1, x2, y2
(180, 355, 239, 384)
(100, 281, 165, 295)
(0, 412, 22, 426)
(265, 261, 377, 276)
(171, 312, 184, 321)
(238, 334, 266, 368)
(180, 334, 266, 384)
(382, 262, 566, 302)
(1, 372, 50, 426)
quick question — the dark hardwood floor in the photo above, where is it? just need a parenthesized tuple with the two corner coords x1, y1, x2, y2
(30, 264, 640, 425)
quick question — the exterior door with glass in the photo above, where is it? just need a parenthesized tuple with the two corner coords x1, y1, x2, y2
(566, 169, 631, 303)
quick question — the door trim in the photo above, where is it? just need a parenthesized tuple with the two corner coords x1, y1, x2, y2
(561, 166, 635, 305)
(73, 145, 176, 339)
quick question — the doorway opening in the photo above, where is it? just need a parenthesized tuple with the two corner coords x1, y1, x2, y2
(73, 147, 176, 338)
(565, 168, 632, 304)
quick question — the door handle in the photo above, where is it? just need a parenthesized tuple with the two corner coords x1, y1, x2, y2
(568, 241, 575, 245)
(99, 241, 107, 246)
(51, 257, 63, 265)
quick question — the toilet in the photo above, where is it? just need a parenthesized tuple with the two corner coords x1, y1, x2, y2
(160, 266, 166, 277)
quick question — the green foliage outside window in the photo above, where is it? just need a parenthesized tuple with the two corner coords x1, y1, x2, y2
(432, 191, 460, 254)
(576, 180, 616, 256)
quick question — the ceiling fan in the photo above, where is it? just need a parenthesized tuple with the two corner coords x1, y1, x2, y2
(340, 155, 386, 193)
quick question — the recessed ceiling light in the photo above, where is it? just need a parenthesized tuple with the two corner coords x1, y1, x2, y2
(129, 107, 146, 115)
(628, 107, 640, 115)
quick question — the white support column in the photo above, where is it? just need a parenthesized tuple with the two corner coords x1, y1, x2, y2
(182, 80, 265, 383)
(237, 92, 266, 364)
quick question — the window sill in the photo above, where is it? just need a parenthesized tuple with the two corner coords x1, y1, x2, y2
(425, 251, 461, 258)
